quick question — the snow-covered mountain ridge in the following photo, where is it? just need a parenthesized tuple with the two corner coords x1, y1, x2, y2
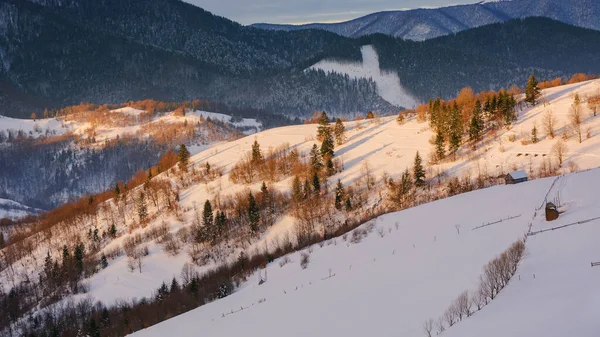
(253, 0, 600, 41)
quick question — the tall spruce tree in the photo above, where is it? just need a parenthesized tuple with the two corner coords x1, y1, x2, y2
(449, 103, 462, 157)
(525, 74, 541, 106)
(292, 176, 302, 203)
(334, 179, 345, 210)
(413, 152, 425, 187)
(317, 111, 330, 141)
(251, 139, 264, 164)
(435, 130, 445, 160)
(532, 123, 539, 143)
(312, 172, 321, 195)
(309, 144, 323, 172)
(202, 200, 214, 238)
(469, 100, 483, 142)
(248, 193, 260, 233)
(178, 144, 190, 171)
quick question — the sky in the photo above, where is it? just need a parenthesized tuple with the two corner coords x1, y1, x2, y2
(185, 0, 481, 25)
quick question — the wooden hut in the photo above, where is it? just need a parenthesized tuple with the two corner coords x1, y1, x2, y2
(545, 202, 559, 221)
(505, 170, 528, 185)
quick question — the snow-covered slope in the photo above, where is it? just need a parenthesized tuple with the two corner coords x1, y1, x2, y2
(309, 45, 417, 109)
(0, 198, 39, 219)
(133, 168, 600, 337)
(58, 78, 600, 306)
(252, 0, 600, 41)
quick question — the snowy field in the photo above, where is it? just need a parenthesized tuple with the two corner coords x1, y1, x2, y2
(0, 198, 40, 219)
(133, 169, 599, 337)
(309, 45, 418, 109)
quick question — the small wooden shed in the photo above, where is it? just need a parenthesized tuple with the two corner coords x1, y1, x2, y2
(545, 202, 559, 221)
(505, 170, 528, 185)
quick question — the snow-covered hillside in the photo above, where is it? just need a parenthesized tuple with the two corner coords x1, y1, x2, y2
(0, 198, 39, 219)
(132, 168, 599, 337)
(309, 45, 417, 109)
(30, 79, 600, 303)
(3, 79, 600, 335)
(0, 109, 261, 144)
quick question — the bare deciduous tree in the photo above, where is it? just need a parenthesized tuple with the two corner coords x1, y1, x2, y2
(542, 110, 557, 139)
(423, 318, 434, 337)
(552, 140, 568, 166)
(569, 95, 583, 143)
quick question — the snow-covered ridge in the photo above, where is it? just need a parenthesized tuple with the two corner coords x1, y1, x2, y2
(309, 45, 418, 109)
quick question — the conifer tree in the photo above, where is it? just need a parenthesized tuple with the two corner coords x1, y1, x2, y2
(178, 144, 190, 171)
(449, 103, 462, 158)
(413, 152, 425, 187)
(214, 211, 227, 240)
(202, 200, 214, 237)
(309, 144, 323, 172)
(0, 231, 4, 248)
(170, 277, 180, 293)
(312, 172, 321, 195)
(469, 100, 483, 142)
(251, 139, 264, 164)
(345, 197, 352, 212)
(137, 192, 148, 222)
(248, 193, 260, 233)
(109, 223, 117, 237)
(74, 243, 85, 275)
(525, 74, 541, 106)
(334, 118, 346, 145)
(435, 129, 445, 160)
(320, 130, 335, 159)
(114, 183, 121, 201)
(317, 111, 330, 141)
(531, 123, 538, 143)
(100, 254, 108, 269)
(334, 179, 345, 210)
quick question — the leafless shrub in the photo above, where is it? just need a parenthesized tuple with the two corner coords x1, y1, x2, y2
(279, 256, 291, 268)
(162, 234, 181, 256)
(423, 318, 434, 337)
(300, 253, 310, 269)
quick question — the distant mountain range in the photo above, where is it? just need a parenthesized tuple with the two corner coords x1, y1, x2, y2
(1, 0, 600, 119)
(252, 0, 600, 41)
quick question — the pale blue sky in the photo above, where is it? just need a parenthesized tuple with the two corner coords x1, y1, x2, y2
(185, 0, 480, 25)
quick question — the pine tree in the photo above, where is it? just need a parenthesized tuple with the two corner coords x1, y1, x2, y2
(137, 192, 148, 222)
(317, 111, 330, 140)
(248, 193, 260, 233)
(531, 123, 538, 143)
(214, 211, 227, 239)
(170, 277, 180, 292)
(449, 103, 462, 158)
(334, 179, 345, 210)
(251, 139, 264, 164)
(100, 254, 108, 269)
(345, 197, 352, 212)
(312, 172, 321, 195)
(395, 169, 413, 207)
(88, 318, 100, 337)
(74, 243, 85, 275)
(114, 183, 121, 201)
(413, 152, 425, 187)
(320, 130, 334, 159)
(178, 144, 190, 171)
(525, 74, 541, 106)
(469, 100, 483, 142)
(202, 200, 214, 240)
(109, 223, 117, 237)
(43, 251, 53, 281)
(435, 129, 445, 160)
(334, 118, 346, 145)
(309, 144, 323, 173)
(0, 231, 4, 248)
